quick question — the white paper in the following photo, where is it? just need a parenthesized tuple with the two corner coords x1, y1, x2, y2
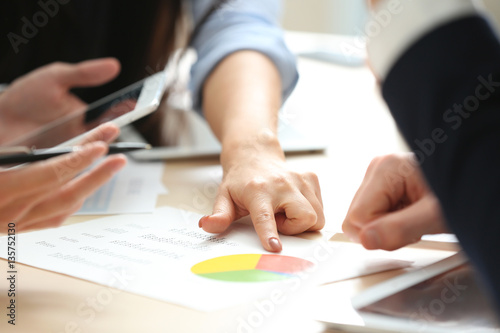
(0, 207, 427, 312)
(421, 233, 459, 243)
(316, 255, 412, 285)
(317, 239, 459, 286)
(1, 207, 322, 311)
(75, 159, 167, 215)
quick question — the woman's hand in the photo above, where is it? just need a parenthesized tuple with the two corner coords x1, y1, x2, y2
(0, 123, 126, 233)
(343, 153, 448, 250)
(0, 58, 120, 144)
(200, 130, 325, 252)
(199, 50, 325, 252)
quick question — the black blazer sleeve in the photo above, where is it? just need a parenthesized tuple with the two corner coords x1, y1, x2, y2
(382, 16, 500, 311)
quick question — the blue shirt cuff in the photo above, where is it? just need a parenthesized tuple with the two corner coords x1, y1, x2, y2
(189, 6, 298, 113)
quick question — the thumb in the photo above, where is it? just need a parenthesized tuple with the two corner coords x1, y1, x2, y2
(55, 58, 121, 88)
(200, 189, 238, 233)
(359, 195, 446, 251)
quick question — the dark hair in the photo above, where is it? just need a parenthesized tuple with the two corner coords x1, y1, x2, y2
(0, 0, 229, 91)
(0, 1, 187, 102)
(0, 0, 227, 144)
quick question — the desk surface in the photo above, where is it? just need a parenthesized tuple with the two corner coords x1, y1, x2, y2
(0, 32, 453, 333)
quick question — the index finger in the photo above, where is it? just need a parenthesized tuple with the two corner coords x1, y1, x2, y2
(54, 58, 120, 88)
(247, 196, 282, 253)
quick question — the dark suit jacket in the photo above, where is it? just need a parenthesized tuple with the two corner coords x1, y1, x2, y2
(382, 16, 500, 311)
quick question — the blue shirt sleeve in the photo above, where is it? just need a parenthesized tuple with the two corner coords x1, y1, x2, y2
(188, 0, 299, 112)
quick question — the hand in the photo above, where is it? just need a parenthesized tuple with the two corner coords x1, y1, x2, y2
(342, 153, 447, 250)
(0, 123, 126, 233)
(0, 58, 120, 144)
(199, 134, 325, 252)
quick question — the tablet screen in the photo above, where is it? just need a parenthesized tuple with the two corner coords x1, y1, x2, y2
(358, 263, 500, 332)
(3, 79, 145, 149)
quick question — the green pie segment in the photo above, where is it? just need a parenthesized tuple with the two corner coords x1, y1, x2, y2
(198, 269, 291, 282)
(191, 254, 313, 282)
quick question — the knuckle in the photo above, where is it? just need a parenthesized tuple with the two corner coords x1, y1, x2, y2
(272, 174, 288, 186)
(367, 156, 383, 170)
(301, 210, 317, 226)
(48, 61, 66, 74)
(376, 154, 396, 166)
(346, 204, 365, 223)
(302, 171, 319, 183)
(243, 178, 268, 193)
(369, 154, 398, 171)
(253, 212, 274, 225)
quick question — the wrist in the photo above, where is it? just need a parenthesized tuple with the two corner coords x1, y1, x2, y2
(220, 128, 285, 171)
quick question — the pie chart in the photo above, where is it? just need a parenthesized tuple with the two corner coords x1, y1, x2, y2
(191, 254, 314, 282)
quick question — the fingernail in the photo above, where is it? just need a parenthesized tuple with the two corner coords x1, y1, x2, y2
(199, 215, 209, 228)
(268, 237, 282, 252)
(364, 229, 381, 249)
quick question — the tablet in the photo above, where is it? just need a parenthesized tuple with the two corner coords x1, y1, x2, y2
(6, 70, 169, 149)
(321, 252, 500, 333)
(127, 112, 327, 161)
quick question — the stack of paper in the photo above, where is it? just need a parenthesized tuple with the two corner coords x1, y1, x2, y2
(76, 159, 167, 215)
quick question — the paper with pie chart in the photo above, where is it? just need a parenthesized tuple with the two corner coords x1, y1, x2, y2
(0, 207, 323, 312)
(0, 206, 416, 312)
(191, 254, 314, 282)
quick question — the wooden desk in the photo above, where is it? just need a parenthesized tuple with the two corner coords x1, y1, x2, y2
(0, 32, 452, 333)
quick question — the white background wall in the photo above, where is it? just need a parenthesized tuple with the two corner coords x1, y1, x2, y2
(282, 0, 367, 35)
(482, 0, 500, 32)
(282, 0, 500, 35)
